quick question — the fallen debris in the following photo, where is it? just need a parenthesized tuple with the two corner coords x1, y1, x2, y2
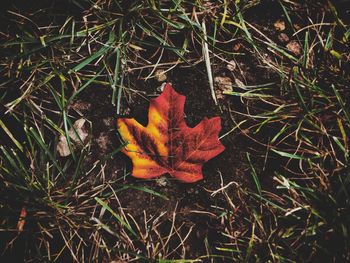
(214, 76, 233, 100)
(286, 40, 302, 56)
(274, 20, 286, 31)
(57, 118, 89, 157)
(226, 60, 237, 72)
(155, 69, 167, 82)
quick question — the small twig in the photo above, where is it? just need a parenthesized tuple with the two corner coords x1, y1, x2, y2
(202, 21, 217, 105)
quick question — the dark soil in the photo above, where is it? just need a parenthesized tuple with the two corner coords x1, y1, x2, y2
(0, 5, 275, 258)
(2, 0, 349, 262)
(74, 63, 257, 259)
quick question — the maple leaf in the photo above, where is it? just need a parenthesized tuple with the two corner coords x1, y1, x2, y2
(117, 83, 225, 183)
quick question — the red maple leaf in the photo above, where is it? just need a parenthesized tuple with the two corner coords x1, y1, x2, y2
(117, 83, 225, 183)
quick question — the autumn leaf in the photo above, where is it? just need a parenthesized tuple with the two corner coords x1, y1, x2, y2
(117, 83, 225, 183)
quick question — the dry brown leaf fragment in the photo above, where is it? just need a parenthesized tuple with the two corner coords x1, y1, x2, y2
(286, 40, 302, 56)
(274, 20, 286, 31)
(57, 118, 89, 157)
(68, 100, 91, 112)
(68, 118, 88, 142)
(278, 33, 290, 43)
(155, 69, 167, 82)
(233, 43, 241, 51)
(226, 60, 236, 71)
(214, 76, 233, 100)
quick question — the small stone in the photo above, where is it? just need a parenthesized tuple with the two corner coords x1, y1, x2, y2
(226, 60, 236, 71)
(286, 40, 301, 56)
(278, 33, 289, 43)
(155, 69, 167, 82)
(156, 176, 168, 187)
(274, 20, 286, 31)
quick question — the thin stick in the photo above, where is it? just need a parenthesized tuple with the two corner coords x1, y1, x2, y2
(202, 21, 217, 105)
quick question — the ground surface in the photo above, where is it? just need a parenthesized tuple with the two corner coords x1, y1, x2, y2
(1, 1, 350, 262)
